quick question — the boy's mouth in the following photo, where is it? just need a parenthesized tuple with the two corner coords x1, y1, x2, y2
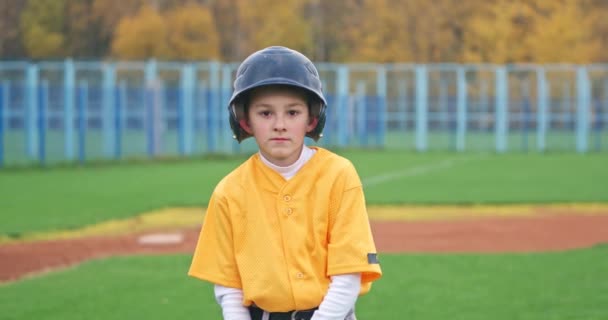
(271, 138, 290, 141)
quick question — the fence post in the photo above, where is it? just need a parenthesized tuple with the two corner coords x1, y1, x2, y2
(26, 63, 39, 159)
(336, 65, 349, 147)
(0, 80, 6, 138)
(480, 80, 489, 131)
(439, 76, 449, 135)
(415, 65, 428, 151)
(376, 65, 387, 147)
(594, 97, 602, 151)
(38, 79, 48, 166)
(103, 63, 116, 158)
(77, 80, 88, 164)
(197, 80, 208, 153)
(560, 81, 572, 131)
(576, 66, 590, 153)
(144, 59, 159, 157)
(115, 80, 125, 159)
(0, 81, 4, 167)
(220, 64, 234, 153)
(495, 66, 508, 153)
(179, 63, 195, 156)
(536, 67, 548, 152)
(207, 62, 220, 153)
(599, 80, 608, 151)
(521, 79, 531, 152)
(456, 67, 467, 152)
(397, 78, 407, 132)
(356, 81, 367, 147)
(64, 59, 75, 161)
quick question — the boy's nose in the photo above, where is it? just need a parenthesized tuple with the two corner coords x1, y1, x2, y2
(274, 115, 287, 131)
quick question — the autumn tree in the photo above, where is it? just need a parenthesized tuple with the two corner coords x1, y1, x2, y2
(430, 0, 481, 62)
(235, 0, 313, 60)
(7, 0, 608, 62)
(346, 0, 412, 62)
(341, 0, 481, 63)
(529, 0, 598, 63)
(303, 0, 361, 62)
(0, 1, 27, 59)
(463, 0, 598, 63)
(165, 3, 220, 60)
(587, 0, 608, 62)
(20, 0, 68, 59)
(111, 5, 171, 59)
(209, 0, 240, 61)
(65, 0, 107, 58)
(93, 0, 146, 57)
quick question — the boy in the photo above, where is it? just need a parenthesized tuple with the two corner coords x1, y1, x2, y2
(188, 46, 382, 320)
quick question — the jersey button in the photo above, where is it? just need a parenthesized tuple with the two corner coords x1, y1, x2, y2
(285, 207, 293, 215)
(283, 195, 291, 202)
(295, 272, 304, 279)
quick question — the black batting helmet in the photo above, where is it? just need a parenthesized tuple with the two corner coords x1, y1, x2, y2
(228, 46, 327, 142)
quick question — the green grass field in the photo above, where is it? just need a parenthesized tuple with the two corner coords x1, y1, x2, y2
(4, 128, 606, 165)
(1, 150, 607, 234)
(1, 149, 608, 319)
(1, 246, 607, 320)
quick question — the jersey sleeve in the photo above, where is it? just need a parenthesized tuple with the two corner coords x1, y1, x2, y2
(188, 192, 242, 289)
(326, 162, 382, 288)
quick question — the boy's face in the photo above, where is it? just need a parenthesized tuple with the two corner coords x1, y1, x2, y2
(241, 86, 318, 167)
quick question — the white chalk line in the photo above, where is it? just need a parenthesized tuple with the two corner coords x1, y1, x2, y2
(137, 233, 184, 245)
(362, 156, 480, 188)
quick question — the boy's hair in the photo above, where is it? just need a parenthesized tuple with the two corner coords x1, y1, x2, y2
(228, 46, 327, 142)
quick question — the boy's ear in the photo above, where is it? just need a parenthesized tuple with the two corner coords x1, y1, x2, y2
(239, 119, 253, 134)
(307, 117, 319, 132)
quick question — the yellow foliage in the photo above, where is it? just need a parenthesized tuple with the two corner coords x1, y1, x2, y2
(11, 0, 608, 62)
(111, 3, 220, 60)
(164, 3, 220, 60)
(347, 0, 478, 63)
(22, 24, 65, 59)
(463, 0, 598, 63)
(350, 0, 413, 62)
(111, 5, 171, 59)
(588, 1, 608, 61)
(19, 0, 67, 58)
(236, 0, 313, 58)
(529, 1, 598, 63)
(92, 0, 145, 45)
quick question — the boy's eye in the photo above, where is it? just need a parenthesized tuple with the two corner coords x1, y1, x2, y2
(259, 111, 271, 117)
(288, 110, 299, 116)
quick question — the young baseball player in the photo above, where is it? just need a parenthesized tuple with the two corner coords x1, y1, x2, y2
(188, 46, 382, 320)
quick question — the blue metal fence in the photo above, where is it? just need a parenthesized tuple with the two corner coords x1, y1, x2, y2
(0, 60, 607, 167)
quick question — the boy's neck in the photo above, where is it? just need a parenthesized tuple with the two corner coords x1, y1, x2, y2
(259, 146, 316, 180)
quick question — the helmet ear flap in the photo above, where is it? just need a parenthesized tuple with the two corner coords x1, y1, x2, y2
(229, 101, 252, 142)
(306, 102, 326, 141)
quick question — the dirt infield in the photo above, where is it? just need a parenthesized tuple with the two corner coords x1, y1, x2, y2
(2, 212, 608, 284)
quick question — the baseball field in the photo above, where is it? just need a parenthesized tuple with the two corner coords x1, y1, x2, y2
(1, 150, 607, 319)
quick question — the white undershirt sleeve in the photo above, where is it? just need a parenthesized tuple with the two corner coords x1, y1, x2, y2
(310, 273, 361, 320)
(214, 285, 252, 320)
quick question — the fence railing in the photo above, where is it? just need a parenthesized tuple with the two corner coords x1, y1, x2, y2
(0, 60, 607, 167)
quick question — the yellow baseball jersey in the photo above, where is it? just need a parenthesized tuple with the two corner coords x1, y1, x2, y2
(188, 147, 382, 312)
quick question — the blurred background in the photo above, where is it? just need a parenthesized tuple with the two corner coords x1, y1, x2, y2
(2, 0, 607, 63)
(1, 0, 607, 168)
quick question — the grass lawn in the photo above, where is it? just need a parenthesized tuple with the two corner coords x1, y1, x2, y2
(1, 245, 607, 320)
(1, 151, 607, 235)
